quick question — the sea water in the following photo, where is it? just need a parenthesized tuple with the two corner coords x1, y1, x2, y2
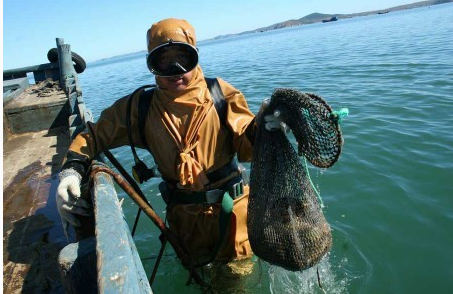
(79, 4, 453, 293)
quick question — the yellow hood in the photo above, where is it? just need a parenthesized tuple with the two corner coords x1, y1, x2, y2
(146, 18, 196, 53)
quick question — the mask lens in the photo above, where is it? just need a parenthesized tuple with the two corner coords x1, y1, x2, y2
(156, 48, 190, 72)
(147, 43, 198, 77)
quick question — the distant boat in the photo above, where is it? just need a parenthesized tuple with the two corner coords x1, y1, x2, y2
(322, 16, 338, 23)
(378, 11, 389, 14)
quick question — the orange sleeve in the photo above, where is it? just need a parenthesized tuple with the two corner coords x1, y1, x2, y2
(67, 93, 144, 162)
(217, 78, 256, 162)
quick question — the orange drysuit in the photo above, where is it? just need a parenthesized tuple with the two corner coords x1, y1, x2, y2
(65, 18, 256, 265)
(68, 72, 256, 264)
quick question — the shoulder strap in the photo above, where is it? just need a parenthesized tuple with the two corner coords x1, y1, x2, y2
(126, 85, 154, 163)
(138, 88, 154, 150)
(205, 77, 228, 130)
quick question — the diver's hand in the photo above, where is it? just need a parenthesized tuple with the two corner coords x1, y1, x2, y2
(264, 110, 290, 132)
(257, 98, 289, 133)
(257, 98, 290, 132)
(56, 168, 91, 237)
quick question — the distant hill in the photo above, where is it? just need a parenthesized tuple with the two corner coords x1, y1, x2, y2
(209, 0, 452, 40)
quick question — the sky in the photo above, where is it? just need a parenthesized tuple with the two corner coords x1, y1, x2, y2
(2, 0, 417, 70)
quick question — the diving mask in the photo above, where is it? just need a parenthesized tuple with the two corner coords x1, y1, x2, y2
(146, 41, 198, 77)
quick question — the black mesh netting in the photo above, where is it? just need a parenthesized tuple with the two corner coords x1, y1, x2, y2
(248, 88, 343, 271)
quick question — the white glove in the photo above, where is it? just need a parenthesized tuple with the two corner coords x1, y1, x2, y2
(258, 98, 290, 132)
(57, 168, 91, 237)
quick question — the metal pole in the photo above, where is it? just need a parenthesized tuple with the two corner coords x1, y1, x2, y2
(149, 238, 167, 286)
(56, 38, 75, 89)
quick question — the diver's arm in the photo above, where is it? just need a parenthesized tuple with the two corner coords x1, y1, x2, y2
(57, 93, 142, 235)
(216, 78, 256, 161)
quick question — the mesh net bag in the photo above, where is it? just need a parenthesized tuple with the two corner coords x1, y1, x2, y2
(248, 88, 343, 271)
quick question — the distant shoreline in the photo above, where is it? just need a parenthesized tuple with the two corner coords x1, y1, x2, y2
(204, 0, 452, 41)
(93, 0, 451, 63)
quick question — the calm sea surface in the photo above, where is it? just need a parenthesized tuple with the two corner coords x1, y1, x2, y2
(79, 4, 453, 293)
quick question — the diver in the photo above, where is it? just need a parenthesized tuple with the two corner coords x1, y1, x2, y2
(56, 18, 286, 269)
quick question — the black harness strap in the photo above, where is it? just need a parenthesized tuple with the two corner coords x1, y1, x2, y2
(126, 85, 154, 164)
(137, 88, 155, 150)
(205, 77, 228, 130)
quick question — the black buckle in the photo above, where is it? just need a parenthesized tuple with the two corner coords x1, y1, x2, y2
(205, 179, 244, 204)
(228, 180, 244, 199)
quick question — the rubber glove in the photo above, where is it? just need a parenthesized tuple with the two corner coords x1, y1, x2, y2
(56, 168, 92, 237)
(258, 98, 290, 133)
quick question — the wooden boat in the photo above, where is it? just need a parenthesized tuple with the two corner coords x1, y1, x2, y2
(3, 38, 153, 293)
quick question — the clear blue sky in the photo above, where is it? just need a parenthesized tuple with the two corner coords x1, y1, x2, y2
(3, 0, 416, 70)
